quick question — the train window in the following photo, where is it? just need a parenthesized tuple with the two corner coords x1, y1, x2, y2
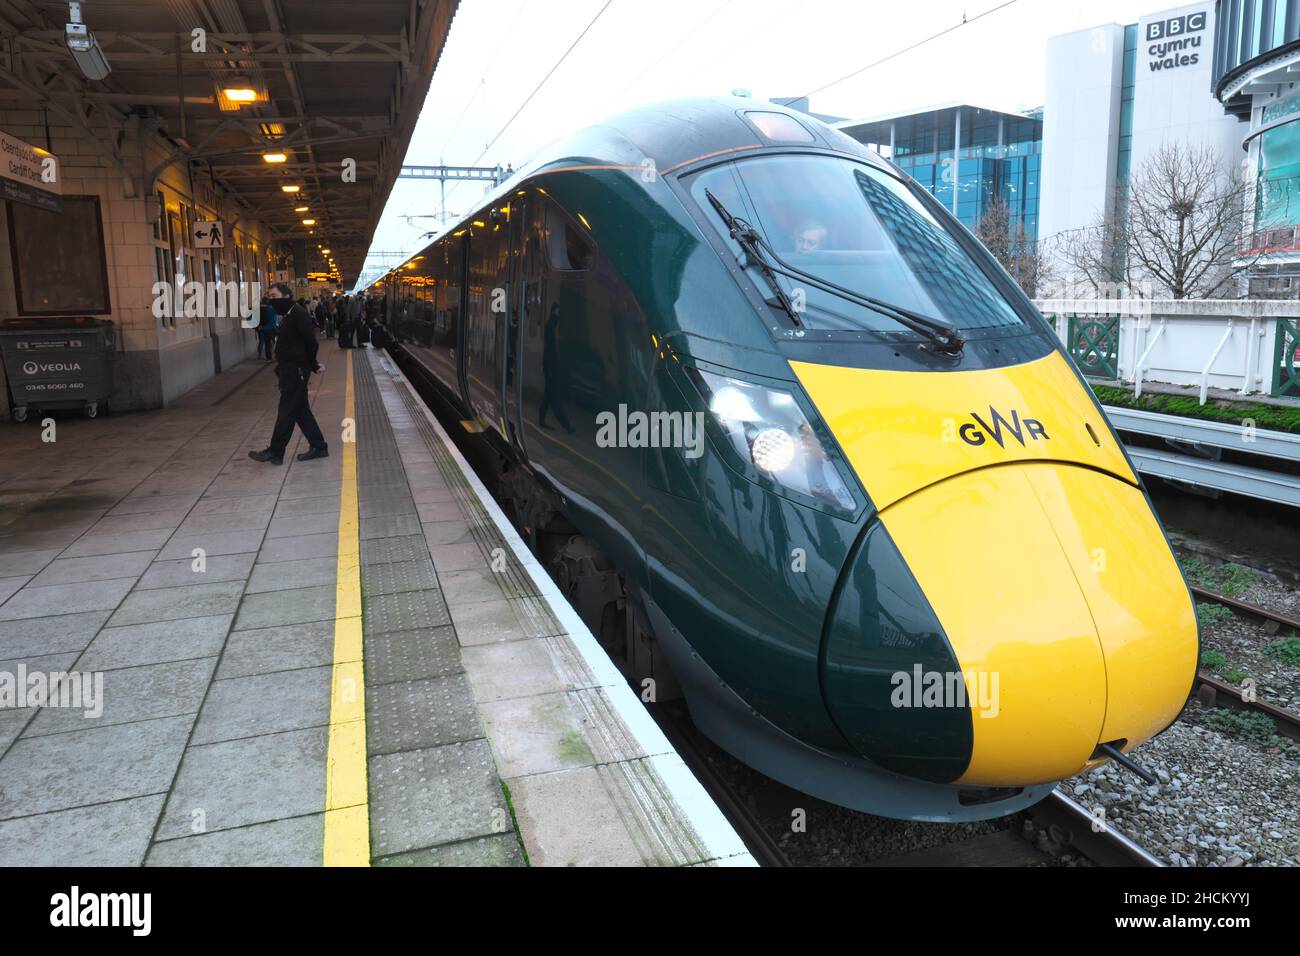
(744, 111, 815, 143)
(543, 204, 593, 272)
(689, 154, 1024, 334)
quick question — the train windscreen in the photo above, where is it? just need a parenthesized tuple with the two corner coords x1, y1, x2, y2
(688, 155, 1027, 336)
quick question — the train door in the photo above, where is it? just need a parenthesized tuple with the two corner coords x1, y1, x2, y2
(452, 236, 473, 416)
(501, 194, 537, 460)
(464, 223, 503, 428)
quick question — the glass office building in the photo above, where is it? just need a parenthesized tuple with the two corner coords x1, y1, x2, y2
(1215, 0, 1300, 291)
(837, 104, 1043, 241)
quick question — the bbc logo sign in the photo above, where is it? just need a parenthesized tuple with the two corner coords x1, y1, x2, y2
(1146, 11, 1208, 41)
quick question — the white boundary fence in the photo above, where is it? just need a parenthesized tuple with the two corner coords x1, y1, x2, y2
(1033, 299, 1299, 402)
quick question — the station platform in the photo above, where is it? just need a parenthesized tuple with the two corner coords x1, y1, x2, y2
(0, 341, 750, 867)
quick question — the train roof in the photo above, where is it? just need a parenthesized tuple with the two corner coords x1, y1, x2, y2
(526, 95, 889, 178)
(368, 97, 892, 288)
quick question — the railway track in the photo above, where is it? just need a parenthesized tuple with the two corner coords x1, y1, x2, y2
(651, 699, 1170, 868)
(1023, 791, 1164, 867)
(1190, 585, 1300, 742)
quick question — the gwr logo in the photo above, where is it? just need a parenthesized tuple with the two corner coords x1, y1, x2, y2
(959, 407, 1049, 448)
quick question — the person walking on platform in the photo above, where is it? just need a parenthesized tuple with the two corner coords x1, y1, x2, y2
(337, 294, 353, 348)
(315, 296, 330, 338)
(350, 293, 365, 346)
(248, 282, 329, 465)
(256, 299, 279, 360)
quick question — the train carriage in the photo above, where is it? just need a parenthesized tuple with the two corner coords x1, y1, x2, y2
(368, 97, 1198, 821)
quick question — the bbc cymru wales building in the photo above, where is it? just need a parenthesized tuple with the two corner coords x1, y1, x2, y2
(1039, 2, 1246, 285)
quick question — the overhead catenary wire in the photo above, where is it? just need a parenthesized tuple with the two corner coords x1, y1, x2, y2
(440, 0, 617, 213)
(586, 0, 738, 125)
(437, 0, 533, 158)
(472, 0, 617, 166)
(797, 0, 1021, 101)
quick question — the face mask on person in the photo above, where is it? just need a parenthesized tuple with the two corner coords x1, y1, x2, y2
(270, 297, 294, 316)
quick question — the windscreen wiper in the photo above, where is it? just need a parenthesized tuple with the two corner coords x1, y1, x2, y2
(703, 188, 965, 354)
(704, 189, 801, 327)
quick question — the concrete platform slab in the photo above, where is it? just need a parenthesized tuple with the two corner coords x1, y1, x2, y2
(146, 814, 324, 867)
(25, 657, 214, 736)
(108, 580, 246, 627)
(77, 615, 234, 670)
(0, 714, 191, 820)
(0, 795, 166, 867)
(191, 666, 332, 744)
(233, 585, 334, 630)
(28, 551, 157, 588)
(156, 727, 328, 839)
(215, 621, 335, 679)
(136, 553, 256, 590)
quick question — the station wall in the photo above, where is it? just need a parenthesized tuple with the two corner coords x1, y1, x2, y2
(0, 107, 280, 420)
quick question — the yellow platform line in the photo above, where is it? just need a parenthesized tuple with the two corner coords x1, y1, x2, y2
(323, 350, 370, 866)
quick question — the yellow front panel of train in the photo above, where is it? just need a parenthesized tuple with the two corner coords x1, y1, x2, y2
(1023, 464, 1197, 747)
(790, 351, 1135, 509)
(880, 465, 1109, 786)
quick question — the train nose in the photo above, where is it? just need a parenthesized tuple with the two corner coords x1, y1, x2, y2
(822, 462, 1198, 788)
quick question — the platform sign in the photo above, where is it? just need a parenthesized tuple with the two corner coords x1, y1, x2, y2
(0, 130, 61, 213)
(192, 220, 224, 249)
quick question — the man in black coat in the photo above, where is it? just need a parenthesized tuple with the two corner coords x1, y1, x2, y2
(337, 294, 353, 348)
(248, 282, 329, 465)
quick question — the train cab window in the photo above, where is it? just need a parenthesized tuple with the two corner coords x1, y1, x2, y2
(543, 204, 593, 272)
(689, 154, 1024, 335)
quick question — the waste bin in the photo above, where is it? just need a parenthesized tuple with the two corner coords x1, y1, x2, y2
(0, 318, 115, 422)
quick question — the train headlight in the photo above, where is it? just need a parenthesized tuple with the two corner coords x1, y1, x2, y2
(687, 367, 858, 511)
(751, 428, 795, 472)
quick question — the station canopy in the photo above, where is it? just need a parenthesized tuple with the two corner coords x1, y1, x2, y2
(0, 0, 460, 286)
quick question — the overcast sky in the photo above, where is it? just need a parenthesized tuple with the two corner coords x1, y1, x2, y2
(360, 0, 1185, 284)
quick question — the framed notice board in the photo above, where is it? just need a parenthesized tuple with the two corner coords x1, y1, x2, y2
(6, 196, 112, 316)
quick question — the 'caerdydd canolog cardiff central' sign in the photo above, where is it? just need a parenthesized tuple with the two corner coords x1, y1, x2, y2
(0, 130, 61, 213)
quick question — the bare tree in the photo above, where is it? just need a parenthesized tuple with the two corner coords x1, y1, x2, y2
(975, 197, 1049, 297)
(1054, 143, 1254, 299)
(1052, 196, 1132, 298)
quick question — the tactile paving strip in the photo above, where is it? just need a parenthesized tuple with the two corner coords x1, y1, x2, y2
(360, 495, 418, 518)
(361, 557, 440, 597)
(357, 458, 408, 486)
(361, 533, 428, 566)
(367, 672, 483, 755)
(367, 740, 506, 857)
(360, 513, 423, 540)
(363, 584, 451, 633)
(387, 378, 564, 638)
(364, 625, 463, 686)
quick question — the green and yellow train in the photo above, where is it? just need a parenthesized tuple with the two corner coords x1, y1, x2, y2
(368, 97, 1198, 821)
